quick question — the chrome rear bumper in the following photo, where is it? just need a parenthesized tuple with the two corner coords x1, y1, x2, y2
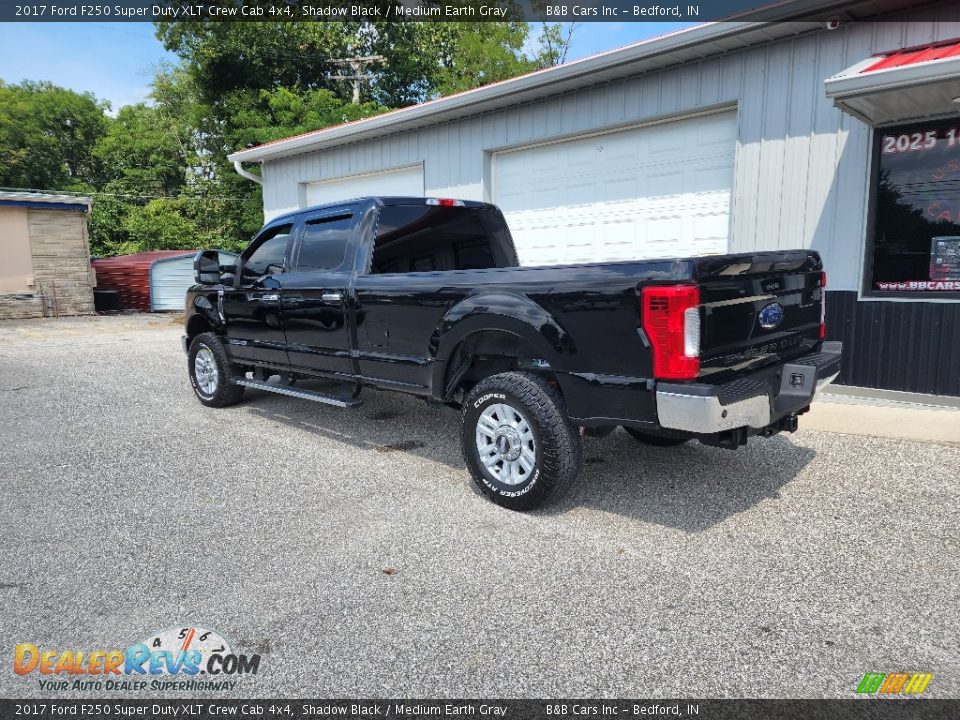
(655, 342, 842, 435)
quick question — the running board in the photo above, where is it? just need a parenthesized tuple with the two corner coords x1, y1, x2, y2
(232, 378, 362, 408)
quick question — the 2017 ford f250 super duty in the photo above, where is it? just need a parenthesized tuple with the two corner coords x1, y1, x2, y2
(183, 196, 841, 510)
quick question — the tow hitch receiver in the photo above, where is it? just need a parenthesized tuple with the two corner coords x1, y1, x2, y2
(700, 413, 801, 449)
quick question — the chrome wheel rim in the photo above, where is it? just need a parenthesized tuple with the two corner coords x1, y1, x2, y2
(194, 346, 219, 395)
(475, 402, 537, 486)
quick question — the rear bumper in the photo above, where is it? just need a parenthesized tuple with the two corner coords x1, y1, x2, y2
(655, 341, 842, 435)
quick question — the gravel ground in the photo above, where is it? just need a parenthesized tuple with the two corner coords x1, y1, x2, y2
(0, 315, 957, 699)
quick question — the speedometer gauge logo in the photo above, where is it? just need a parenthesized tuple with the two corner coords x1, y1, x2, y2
(140, 626, 232, 658)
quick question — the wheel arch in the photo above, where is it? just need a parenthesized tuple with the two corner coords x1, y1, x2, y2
(185, 293, 224, 343)
(432, 294, 575, 401)
(186, 312, 213, 342)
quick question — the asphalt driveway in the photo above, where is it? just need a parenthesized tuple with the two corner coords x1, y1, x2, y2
(0, 315, 957, 698)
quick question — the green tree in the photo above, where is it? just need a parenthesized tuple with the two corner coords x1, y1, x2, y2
(94, 103, 187, 196)
(225, 86, 383, 149)
(156, 22, 354, 99)
(0, 80, 108, 190)
(123, 198, 219, 253)
(154, 21, 567, 107)
(533, 23, 579, 69)
(428, 23, 534, 97)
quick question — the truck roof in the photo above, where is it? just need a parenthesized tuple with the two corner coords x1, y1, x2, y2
(270, 196, 497, 224)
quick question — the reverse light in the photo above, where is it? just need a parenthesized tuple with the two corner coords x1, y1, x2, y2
(642, 285, 701, 380)
(820, 271, 827, 340)
(426, 198, 465, 207)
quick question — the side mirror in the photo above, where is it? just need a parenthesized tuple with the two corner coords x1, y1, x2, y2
(193, 250, 222, 285)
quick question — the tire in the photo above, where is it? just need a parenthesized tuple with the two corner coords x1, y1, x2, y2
(188, 332, 244, 408)
(461, 371, 581, 511)
(623, 427, 689, 447)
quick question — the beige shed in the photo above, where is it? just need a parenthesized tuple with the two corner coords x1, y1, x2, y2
(0, 192, 96, 319)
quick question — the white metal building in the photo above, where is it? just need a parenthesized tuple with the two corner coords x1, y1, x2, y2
(149, 251, 238, 311)
(230, 1, 960, 396)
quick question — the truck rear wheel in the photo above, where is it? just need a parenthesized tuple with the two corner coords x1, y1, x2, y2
(461, 371, 581, 511)
(188, 332, 244, 408)
(623, 427, 689, 447)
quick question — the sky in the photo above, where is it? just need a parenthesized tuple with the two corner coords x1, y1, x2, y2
(0, 21, 694, 112)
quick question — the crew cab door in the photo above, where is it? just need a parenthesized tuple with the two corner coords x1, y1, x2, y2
(280, 207, 357, 380)
(222, 221, 297, 369)
(353, 203, 516, 392)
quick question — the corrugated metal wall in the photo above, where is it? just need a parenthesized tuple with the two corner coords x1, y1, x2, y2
(827, 291, 960, 396)
(149, 254, 196, 312)
(92, 251, 192, 312)
(260, 7, 960, 294)
(149, 251, 237, 311)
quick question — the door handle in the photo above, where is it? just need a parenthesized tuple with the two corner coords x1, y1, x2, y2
(260, 293, 280, 301)
(321, 292, 343, 303)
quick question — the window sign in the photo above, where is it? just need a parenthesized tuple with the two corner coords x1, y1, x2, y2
(930, 236, 960, 281)
(869, 118, 960, 294)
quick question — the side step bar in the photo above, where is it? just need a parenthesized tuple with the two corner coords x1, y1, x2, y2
(232, 377, 363, 408)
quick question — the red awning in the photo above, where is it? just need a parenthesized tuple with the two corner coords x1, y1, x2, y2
(825, 36, 960, 125)
(862, 39, 960, 74)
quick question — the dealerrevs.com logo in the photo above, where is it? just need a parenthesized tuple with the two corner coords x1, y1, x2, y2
(13, 626, 261, 692)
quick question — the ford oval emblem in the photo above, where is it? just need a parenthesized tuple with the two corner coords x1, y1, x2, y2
(758, 302, 784, 329)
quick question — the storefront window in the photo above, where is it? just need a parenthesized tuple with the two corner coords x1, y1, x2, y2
(868, 118, 960, 296)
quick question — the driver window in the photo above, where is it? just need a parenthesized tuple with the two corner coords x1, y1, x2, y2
(242, 224, 294, 279)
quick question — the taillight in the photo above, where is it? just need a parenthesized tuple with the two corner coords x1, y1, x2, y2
(820, 271, 827, 340)
(641, 285, 701, 380)
(426, 198, 464, 207)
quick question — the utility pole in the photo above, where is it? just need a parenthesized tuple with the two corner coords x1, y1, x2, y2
(328, 55, 385, 103)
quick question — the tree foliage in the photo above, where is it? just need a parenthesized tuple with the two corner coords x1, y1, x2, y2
(94, 103, 186, 196)
(154, 21, 559, 107)
(0, 80, 108, 190)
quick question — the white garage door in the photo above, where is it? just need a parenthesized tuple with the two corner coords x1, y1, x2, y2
(493, 111, 736, 266)
(305, 165, 424, 207)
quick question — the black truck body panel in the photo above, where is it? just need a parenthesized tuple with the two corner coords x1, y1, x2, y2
(185, 197, 840, 435)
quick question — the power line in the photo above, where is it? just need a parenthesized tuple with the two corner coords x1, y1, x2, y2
(0, 186, 252, 202)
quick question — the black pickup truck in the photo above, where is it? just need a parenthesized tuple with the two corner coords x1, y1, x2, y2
(184, 196, 841, 510)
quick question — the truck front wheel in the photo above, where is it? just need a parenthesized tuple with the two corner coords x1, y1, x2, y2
(188, 332, 244, 408)
(461, 372, 581, 511)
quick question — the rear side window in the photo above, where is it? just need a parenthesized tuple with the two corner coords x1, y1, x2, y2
(243, 224, 293, 278)
(296, 214, 353, 271)
(371, 205, 515, 274)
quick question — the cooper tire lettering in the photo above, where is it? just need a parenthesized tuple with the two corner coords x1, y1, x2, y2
(473, 392, 505, 408)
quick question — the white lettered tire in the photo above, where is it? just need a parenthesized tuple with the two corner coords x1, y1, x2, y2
(188, 333, 244, 408)
(461, 372, 581, 511)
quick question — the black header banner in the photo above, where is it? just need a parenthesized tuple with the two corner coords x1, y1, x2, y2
(1, 699, 958, 720)
(0, 0, 923, 23)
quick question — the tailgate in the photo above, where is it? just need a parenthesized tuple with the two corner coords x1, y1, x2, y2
(694, 251, 824, 380)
